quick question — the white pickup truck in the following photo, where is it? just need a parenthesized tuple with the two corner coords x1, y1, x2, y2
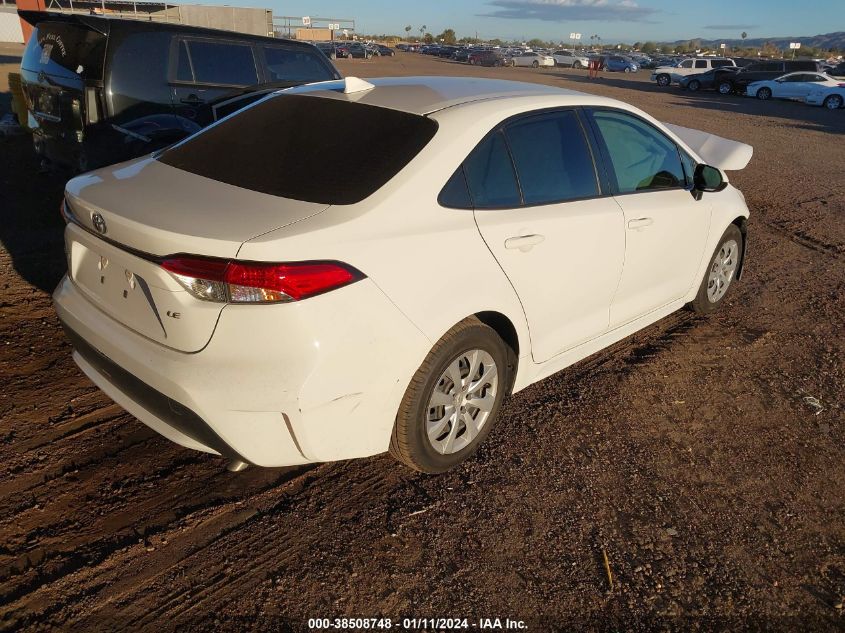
(652, 57, 737, 86)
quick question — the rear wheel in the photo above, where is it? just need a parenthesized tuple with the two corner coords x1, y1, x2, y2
(757, 87, 772, 100)
(689, 225, 743, 314)
(718, 81, 733, 95)
(656, 73, 670, 87)
(390, 318, 511, 474)
(824, 94, 843, 109)
(573, 60, 583, 69)
(624, 66, 632, 73)
(532, 60, 539, 68)
(688, 79, 701, 92)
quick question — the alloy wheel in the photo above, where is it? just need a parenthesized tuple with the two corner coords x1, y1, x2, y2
(707, 239, 739, 303)
(824, 95, 843, 109)
(425, 349, 499, 455)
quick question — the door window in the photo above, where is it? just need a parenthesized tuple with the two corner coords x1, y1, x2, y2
(589, 110, 685, 194)
(695, 60, 707, 68)
(680, 60, 693, 68)
(504, 111, 598, 205)
(463, 131, 521, 208)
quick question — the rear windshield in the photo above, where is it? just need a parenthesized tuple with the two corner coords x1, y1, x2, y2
(159, 94, 438, 205)
(22, 23, 106, 80)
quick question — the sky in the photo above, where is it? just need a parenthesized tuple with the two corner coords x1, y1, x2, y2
(202, 0, 843, 43)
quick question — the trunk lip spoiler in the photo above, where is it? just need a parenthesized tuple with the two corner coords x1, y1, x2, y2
(664, 123, 753, 171)
(18, 10, 111, 36)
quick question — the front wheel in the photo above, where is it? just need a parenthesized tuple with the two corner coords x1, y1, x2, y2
(824, 94, 843, 109)
(390, 318, 511, 473)
(757, 87, 772, 100)
(689, 225, 743, 314)
(573, 60, 583, 69)
(532, 60, 539, 68)
(718, 81, 733, 95)
(656, 74, 670, 87)
(688, 79, 701, 92)
(624, 66, 632, 73)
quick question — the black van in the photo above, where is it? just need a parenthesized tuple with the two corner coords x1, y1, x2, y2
(18, 11, 341, 171)
(715, 59, 821, 95)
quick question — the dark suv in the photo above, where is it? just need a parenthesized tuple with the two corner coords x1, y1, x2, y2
(19, 11, 340, 171)
(468, 50, 506, 67)
(714, 59, 820, 95)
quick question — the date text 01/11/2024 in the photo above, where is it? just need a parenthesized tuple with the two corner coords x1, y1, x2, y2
(307, 617, 528, 630)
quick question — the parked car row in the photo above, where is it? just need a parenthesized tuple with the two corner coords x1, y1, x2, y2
(316, 41, 395, 60)
(655, 55, 845, 110)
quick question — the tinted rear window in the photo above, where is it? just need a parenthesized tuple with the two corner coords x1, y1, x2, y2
(159, 95, 438, 205)
(261, 46, 337, 83)
(22, 23, 106, 79)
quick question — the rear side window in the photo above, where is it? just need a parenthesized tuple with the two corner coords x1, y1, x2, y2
(712, 59, 732, 68)
(463, 132, 521, 208)
(159, 95, 438, 205)
(261, 46, 337, 83)
(695, 60, 707, 68)
(504, 111, 598, 205)
(438, 167, 473, 209)
(21, 23, 106, 80)
(177, 39, 258, 86)
(589, 110, 685, 194)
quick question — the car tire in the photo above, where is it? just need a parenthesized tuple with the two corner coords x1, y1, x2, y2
(689, 225, 743, 314)
(757, 87, 772, 100)
(656, 74, 670, 87)
(389, 317, 512, 474)
(624, 67, 632, 73)
(532, 60, 539, 68)
(823, 94, 843, 109)
(688, 79, 701, 92)
(718, 81, 733, 95)
(573, 61, 582, 69)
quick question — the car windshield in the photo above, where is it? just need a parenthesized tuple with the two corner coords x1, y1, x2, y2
(159, 94, 438, 205)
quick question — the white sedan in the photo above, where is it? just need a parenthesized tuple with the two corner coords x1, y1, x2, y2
(510, 52, 555, 68)
(805, 84, 845, 109)
(747, 72, 844, 101)
(552, 49, 589, 68)
(54, 76, 752, 474)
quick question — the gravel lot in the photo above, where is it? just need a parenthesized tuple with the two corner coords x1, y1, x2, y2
(1, 45, 844, 631)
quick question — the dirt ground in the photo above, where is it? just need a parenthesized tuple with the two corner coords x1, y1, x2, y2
(1, 44, 844, 631)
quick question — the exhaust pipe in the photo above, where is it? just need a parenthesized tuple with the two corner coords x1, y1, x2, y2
(226, 459, 249, 472)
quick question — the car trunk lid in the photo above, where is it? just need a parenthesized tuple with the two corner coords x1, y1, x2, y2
(64, 158, 330, 352)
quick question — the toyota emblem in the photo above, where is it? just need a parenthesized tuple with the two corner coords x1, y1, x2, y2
(92, 213, 107, 235)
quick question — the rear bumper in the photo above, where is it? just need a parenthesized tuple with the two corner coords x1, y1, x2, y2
(54, 274, 431, 467)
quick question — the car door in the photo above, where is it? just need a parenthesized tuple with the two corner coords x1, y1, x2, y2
(467, 110, 625, 362)
(170, 37, 260, 128)
(585, 109, 710, 328)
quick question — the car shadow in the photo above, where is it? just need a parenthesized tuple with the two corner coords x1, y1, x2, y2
(550, 71, 845, 135)
(0, 54, 21, 65)
(0, 131, 69, 294)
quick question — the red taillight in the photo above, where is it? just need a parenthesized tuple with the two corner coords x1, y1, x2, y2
(161, 256, 363, 304)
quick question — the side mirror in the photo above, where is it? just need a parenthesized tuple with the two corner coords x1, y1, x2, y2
(693, 164, 726, 198)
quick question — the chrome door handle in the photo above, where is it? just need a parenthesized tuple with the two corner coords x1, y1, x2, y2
(504, 234, 545, 252)
(627, 217, 654, 230)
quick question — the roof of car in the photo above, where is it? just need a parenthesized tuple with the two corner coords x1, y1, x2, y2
(279, 76, 588, 116)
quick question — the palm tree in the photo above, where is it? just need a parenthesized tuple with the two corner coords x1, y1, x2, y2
(405, 25, 412, 40)
(420, 25, 426, 40)
(741, 31, 747, 41)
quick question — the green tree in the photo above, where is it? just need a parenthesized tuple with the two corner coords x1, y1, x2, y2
(405, 25, 412, 39)
(633, 41, 642, 50)
(423, 32, 434, 44)
(437, 28, 457, 44)
(641, 41, 658, 54)
(419, 24, 427, 40)
(741, 31, 747, 41)
(527, 38, 545, 49)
